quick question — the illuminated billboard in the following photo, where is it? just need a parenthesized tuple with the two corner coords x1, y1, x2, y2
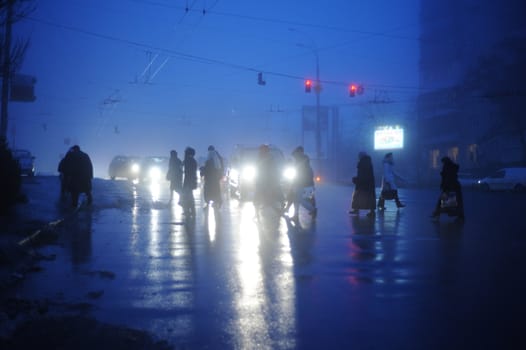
(374, 126, 404, 150)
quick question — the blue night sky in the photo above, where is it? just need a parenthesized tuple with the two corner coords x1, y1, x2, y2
(9, 0, 420, 176)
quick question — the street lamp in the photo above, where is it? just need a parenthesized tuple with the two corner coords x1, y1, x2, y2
(290, 28, 322, 161)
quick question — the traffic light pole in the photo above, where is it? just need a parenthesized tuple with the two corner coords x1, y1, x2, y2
(315, 55, 321, 160)
(290, 27, 322, 160)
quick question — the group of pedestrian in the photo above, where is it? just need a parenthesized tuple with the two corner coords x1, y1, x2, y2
(56, 143, 463, 222)
(348, 151, 464, 220)
(168, 143, 318, 222)
(165, 145, 224, 218)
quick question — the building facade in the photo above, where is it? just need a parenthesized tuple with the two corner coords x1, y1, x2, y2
(417, 0, 526, 183)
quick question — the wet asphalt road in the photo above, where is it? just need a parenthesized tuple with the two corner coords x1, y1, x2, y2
(12, 176, 526, 349)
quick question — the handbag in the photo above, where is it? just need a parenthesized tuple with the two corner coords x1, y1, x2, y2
(381, 182, 396, 200)
(440, 192, 458, 208)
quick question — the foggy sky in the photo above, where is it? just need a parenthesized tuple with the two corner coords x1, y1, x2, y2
(9, 0, 420, 176)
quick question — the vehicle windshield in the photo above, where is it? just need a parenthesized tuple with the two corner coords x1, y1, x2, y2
(235, 148, 284, 164)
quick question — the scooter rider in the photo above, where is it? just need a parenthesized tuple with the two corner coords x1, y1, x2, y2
(285, 146, 317, 221)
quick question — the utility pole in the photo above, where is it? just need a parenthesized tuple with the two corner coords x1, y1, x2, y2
(1, 0, 14, 140)
(314, 52, 321, 160)
(290, 27, 323, 160)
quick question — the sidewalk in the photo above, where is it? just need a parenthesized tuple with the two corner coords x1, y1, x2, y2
(0, 176, 176, 349)
(0, 176, 67, 292)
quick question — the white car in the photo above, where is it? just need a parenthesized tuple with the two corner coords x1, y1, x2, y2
(477, 167, 526, 192)
(12, 149, 35, 176)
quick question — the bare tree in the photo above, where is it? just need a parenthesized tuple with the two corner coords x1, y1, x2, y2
(0, 0, 35, 140)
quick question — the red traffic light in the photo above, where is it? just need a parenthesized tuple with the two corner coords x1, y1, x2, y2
(305, 79, 312, 93)
(349, 84, 358, 97)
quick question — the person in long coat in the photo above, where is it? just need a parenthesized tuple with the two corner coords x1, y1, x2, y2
(62, 145, 93, 208)
(181, 147, 198, 218)
(349, 151, 376, 217)
(166, 150, 183, 204)
(201, 145, 223, 209)
(431, 156, 465, 219)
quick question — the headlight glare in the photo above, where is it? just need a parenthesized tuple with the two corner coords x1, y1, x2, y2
(149, 166, 162, 181)
(283, 166, 296, 181)
(242, 165, 256, 181)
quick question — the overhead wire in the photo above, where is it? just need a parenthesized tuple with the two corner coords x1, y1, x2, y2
(25, 15, 426, 93)
(129, 0, 420, 41)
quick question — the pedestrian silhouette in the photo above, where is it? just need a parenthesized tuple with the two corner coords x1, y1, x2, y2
(166, 149, 183, 205)
(201, 145, 223, 209)
(431, 156, 465, 220)
(349, 151, 376, 217)
(285, 146, 317, 221)
(61, 145, 93, 208)
(181, 147, 197, 218)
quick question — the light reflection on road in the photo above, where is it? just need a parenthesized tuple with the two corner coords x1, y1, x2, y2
(231, 203, 296, 349)
(234, 204, 266, 348)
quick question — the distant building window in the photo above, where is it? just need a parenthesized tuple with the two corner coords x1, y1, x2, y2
(430, 149, 440, 169)
(448, 147, 459, 163)
(468, 144, 478, 163)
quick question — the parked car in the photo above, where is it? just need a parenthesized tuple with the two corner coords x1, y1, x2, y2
(476, 167, 526, 192)
(227, 145, 292, 201)
(11, 149, 35, 176)
(108, 155, 141, 180)
(140, 156, 169, 183)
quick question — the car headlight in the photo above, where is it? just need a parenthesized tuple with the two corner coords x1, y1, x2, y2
(148, 166, 162, 181)
(283, 166, 296, 181)
(131, 163, 140, 173)
(242, 165, 256, 181)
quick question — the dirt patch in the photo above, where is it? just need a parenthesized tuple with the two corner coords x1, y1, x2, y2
(0, 296, 175, 349)
(0, 315, 174, 350)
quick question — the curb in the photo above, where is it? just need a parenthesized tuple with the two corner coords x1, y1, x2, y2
(16, 205, 81, 248)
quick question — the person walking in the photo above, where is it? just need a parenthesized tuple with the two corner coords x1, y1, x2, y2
(62, 145, 93, 208)
(201, 145, 223, 209)
(181, 147, 198, 218)
(377, 152, 406, 210)
(431, 156, 465, 220)
(166, 150, 183, 205)
(349, 151, 376, 217)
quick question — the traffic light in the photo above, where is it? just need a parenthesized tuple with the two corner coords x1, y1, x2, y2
(349, 84, 358, 97)
(349, 83, 364, 97)
(305, 79, 312, 93)
(258, 72, 266, 86)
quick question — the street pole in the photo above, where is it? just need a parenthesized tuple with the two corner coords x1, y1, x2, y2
(314, 52, 321, 161)
(290, 28, 322, 161)
(1, 0, 14, 141)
